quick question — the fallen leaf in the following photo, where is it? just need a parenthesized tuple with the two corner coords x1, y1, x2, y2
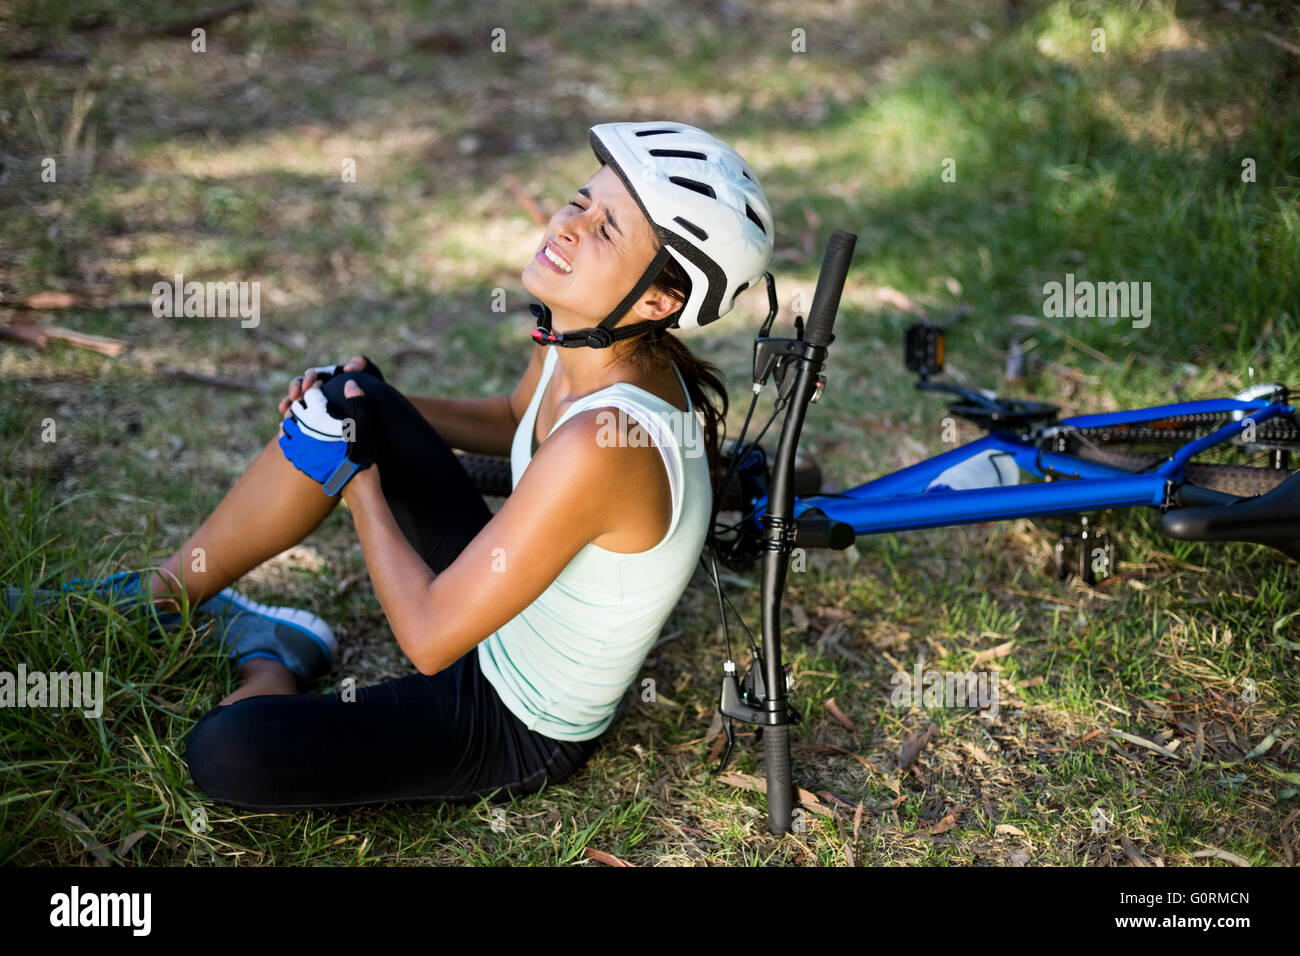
(817, 789, 859, 811)
(1121, 836, 1148, 867)
(117, 829, 148, 856)
(716, 771, 835, 816)
(1191, 848, 1251, 867)
(1243, 730, 1279, 760)
(1262, 764, 1300, 785)
(794, 744, 881, 773)
(918, 805, 965, 836)
(1107, 728, 1181, 759)
(824, 697, 855, 732)
(794, 786, 836, 817)
(584, 848, 634, 867)
(1139, 697, 1172, 721)
(58, 810, 117, 865)
(995, 823, 1026, 837)
(898, 722, 936, 770)
(971, 640, 1014, 664)
(717, 771, 764, 792)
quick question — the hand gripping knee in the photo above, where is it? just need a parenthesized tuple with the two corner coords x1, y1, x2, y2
(278, 385, 383, 495)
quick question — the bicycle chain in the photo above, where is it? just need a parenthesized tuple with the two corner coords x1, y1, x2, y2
(1072, 413, 1299, 445)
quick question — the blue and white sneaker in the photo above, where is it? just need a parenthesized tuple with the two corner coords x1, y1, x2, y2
(3, 572, 336, 684)
(197, 588, 337, 684)
(3, 570, 184, 635)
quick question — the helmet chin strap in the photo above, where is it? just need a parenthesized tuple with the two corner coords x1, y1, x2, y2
(531, 247, 675, 349)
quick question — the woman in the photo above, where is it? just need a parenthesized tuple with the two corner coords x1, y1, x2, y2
(27, 121, 775, 810)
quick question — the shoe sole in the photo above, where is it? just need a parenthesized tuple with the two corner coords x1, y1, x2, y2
(211, 588, 338, 661)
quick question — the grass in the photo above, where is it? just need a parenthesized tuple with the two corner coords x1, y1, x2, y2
(1, 0, 1298, 865)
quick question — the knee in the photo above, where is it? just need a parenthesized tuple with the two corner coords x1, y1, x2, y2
(183, 704, 266, 806)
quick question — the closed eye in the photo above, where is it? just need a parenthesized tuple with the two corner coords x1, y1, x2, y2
(568, 200, 612, 241)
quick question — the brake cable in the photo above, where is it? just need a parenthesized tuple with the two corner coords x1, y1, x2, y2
(698, 365, 797, 773)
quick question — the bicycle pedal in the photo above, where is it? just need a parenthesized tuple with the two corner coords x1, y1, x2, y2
(1053, 517, 1115, 584)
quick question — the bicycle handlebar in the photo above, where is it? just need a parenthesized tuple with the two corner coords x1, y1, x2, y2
(764, 724, 794, 833)
(804, 229, 856, 348)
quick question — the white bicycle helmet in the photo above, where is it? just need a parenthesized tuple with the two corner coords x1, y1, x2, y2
(531, 120, 775, 349)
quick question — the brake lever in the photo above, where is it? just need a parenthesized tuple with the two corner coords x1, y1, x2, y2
(715, 714, 737, 774)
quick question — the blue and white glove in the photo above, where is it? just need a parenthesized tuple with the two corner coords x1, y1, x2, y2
(279, 384, 383, 495)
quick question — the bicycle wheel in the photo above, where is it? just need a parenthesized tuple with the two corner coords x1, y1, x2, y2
(456, 444, 824, 505)
(455, 451, 513, 498)
(1056, 408, 1299, 497)
(716, 442, 823, 512)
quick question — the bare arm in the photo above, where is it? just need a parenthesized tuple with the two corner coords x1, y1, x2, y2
(341, 407, 662, 676)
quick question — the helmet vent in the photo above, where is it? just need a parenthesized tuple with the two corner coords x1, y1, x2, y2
(742, 169, 752, 180)
(650, 148, 708, 160)
(634, 128, 677, 137)
(744, 204, 767, 237)
(669, 176, 716, 199)
(672, 216, 709, 241)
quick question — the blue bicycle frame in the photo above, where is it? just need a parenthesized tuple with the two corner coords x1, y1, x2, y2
(752, 398, 1296, 536)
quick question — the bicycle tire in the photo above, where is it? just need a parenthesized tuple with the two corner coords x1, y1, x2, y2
(455, 451, 514, 497)
(455, 446, 824, 504)
(1065, 442, 1297, 497)
(716, 450, 823, 512)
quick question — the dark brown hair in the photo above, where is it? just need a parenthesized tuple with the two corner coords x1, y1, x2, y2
(621, 249, 730, 513)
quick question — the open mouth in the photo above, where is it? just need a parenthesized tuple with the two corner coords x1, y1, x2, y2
(536, 242, 573, 274)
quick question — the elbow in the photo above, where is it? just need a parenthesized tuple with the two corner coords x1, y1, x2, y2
(412, 634, 475, 677)
(410, 638, 447, 677)
(410, 581, 448, 676)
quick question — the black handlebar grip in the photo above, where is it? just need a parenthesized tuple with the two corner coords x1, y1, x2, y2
(764, 723, 795, 834)
(803, 229, 857, 349)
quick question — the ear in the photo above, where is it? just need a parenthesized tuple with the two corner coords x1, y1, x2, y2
(632, 285, 683, 322)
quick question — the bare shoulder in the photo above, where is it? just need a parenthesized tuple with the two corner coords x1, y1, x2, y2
(545, 407, 666, 482)
(486, 406, 666, 548)
(544, 407, 673, 550)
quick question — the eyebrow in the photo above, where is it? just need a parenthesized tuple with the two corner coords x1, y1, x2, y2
(577, 187, 623, 237)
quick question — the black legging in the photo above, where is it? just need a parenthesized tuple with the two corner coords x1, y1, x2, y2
(183, 370, 603, 810)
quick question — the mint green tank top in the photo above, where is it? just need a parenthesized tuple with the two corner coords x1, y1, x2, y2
(475, 345, 712, 740)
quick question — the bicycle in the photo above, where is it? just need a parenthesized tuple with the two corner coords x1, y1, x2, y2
(455, 230, 1299, 834)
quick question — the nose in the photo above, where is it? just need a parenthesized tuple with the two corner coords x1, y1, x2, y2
(556, 202, 602, 243)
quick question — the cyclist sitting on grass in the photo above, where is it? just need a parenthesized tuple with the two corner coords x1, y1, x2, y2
(6, 121, 775, 810)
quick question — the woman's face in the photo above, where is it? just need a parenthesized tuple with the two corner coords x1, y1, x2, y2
(522, 165, 666, 329)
